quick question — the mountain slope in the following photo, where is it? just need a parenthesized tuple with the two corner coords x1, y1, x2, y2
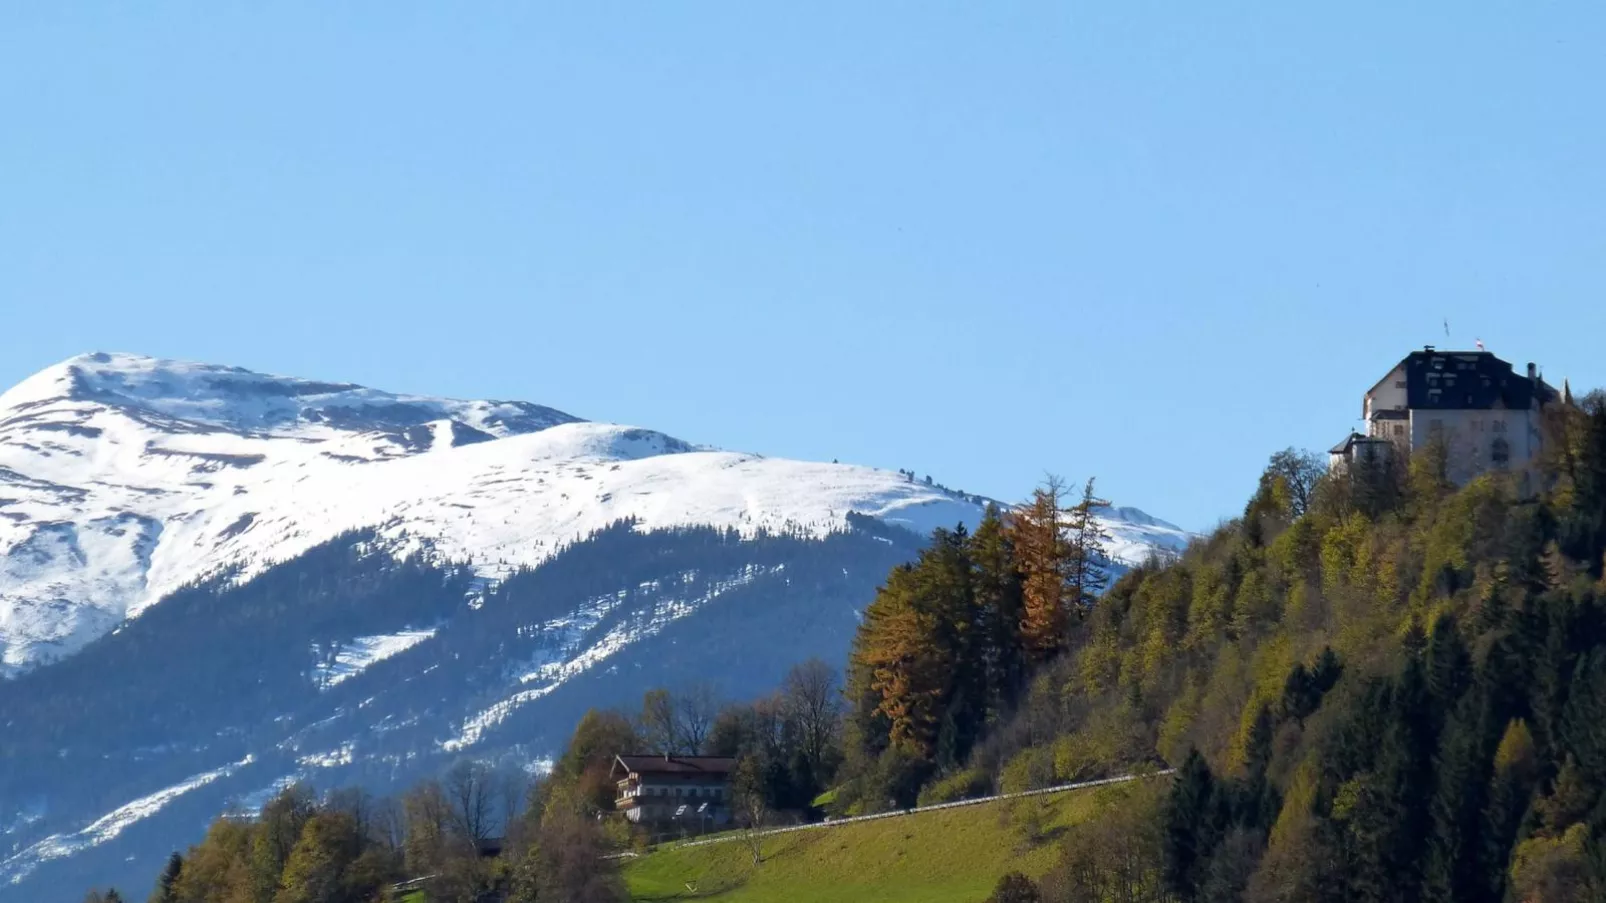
(0, 353, 1191, 900)
(0, 353, 1188, 675)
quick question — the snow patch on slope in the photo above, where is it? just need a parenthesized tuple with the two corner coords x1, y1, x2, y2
(314, 627, 439, 689)
(0, 755, 253, 885)
(443, 564, 783, 752)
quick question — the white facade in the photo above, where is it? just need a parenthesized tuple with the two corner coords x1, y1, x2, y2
(1338, 350, 1556, 489)
(1363, 363, 1409, 423)
(1407, 407, 1542, 486)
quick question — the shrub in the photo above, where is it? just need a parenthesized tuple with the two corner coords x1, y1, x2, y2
(916, 767, 991, 806)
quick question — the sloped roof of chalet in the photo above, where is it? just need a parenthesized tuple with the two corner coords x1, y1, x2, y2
(612, 755, 737, 777)
(1373, 350, 1558, 413)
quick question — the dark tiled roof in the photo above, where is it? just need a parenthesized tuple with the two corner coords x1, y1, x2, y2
(614, 755, 737, 776)
(1330, 432, 1390, 455)
(1399, 351, 1557, 411)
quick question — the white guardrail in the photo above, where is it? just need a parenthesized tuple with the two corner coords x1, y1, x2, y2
(664, 767, 1177, 853)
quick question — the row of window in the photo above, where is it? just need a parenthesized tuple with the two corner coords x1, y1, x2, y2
(1426, 418, 1508, 434)
(633, 784, 724, 799)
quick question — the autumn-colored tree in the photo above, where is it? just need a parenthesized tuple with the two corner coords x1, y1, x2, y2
(1010, 478, 1072, 662)
(273, 812, 361, 903)
(853, 562, 949, 752)
(172, 817, 255, 903)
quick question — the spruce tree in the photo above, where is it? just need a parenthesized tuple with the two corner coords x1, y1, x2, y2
(148, 853, 182, 903)
(1065, 477, 1112, 616)
(1425, 615, 1472, 708)
(1481, 719, 1541, 903)
(1310, 646, 1343, 696)
(1422, 691, 1497, 903)
(1163, 749, 1222, 901)
(1240, 705, 1280, 835)
(1562, 650, 1606, 786)
(968, 507, 1025, 722)
(1280, 663, 1312, 724)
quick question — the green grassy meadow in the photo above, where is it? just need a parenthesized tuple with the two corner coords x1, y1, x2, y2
(623, 785, 1123, 903)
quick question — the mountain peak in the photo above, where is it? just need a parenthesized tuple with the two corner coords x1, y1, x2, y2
(2, 352, 581, 438)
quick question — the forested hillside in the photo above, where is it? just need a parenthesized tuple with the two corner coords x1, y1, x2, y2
(837, 395, 1606, 902)
(72, 393, 1606, 903)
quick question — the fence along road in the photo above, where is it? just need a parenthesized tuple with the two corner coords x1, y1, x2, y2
(663, 768, 1177, 853)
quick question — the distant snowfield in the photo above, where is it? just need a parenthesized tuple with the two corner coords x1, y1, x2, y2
(314, 628, 440, 688)
(444, 563, 787, 752)
(0, 353, 1191, 675)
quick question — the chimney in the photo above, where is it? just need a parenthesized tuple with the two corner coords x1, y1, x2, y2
(1527, 362, 1537, 381)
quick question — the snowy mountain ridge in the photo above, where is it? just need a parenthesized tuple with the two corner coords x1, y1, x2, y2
(0, 352, 1192, 677)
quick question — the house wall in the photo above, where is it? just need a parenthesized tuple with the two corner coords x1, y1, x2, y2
(618, 771, 732, 825)
(1364, 364, 1409, 421)
(1408, 408, 1542, 485)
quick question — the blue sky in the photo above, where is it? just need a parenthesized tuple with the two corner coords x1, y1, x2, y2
(3, 3, 1603, 531)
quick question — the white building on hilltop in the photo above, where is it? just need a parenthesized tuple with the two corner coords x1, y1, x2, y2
(1330, 347, 1561, 487)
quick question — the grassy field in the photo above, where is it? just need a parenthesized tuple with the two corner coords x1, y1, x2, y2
(623, 784, 1132, 903)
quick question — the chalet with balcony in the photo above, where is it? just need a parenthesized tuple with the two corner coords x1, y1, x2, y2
(612, 754, 736, 826)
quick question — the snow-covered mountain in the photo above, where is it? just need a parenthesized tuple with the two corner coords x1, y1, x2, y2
(0, 353, 1191, 899)
(0, 352, 1188, 677)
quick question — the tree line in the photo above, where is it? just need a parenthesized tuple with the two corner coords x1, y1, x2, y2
(80, 658, 848, 903)
(837, 477, 1113, 812)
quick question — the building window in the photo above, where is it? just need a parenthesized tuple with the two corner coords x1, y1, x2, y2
(1492, 438, 1511, 469)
